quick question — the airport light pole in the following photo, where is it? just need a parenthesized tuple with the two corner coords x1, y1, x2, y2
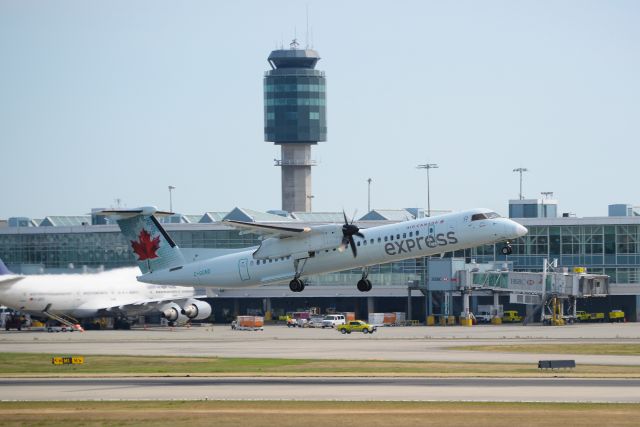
(416, 163, 438, 217)
(306, 194, 314, 212)
(168, 185, 175, 212)
(513, 168, 528, 200)
(367, 178, 372, 212)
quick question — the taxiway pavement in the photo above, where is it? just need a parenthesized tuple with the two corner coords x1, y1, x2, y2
(2, 377, 639, 403)
(1, 323, 639, 366)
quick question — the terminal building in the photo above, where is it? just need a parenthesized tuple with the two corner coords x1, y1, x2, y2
(1, 200, 639, 323)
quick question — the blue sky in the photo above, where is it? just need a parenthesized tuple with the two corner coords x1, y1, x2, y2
(1, 1, 638, 219)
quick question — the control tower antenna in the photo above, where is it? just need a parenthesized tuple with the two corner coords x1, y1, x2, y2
(306, 4, 309, 49)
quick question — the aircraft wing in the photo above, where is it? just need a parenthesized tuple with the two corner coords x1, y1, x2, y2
(85, 297, 198, 315)
(223, 220, 311, 239)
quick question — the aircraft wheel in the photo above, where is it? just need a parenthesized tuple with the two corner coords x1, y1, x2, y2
(289, 279, 304, 292)
(357, 279, 371, 292)
(365, 279, 373, 292)
(501, 245, 512, 255)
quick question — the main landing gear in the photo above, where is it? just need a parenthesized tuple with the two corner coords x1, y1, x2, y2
(500, 241, 513, 255)
(357, 267, 372, 292)
(289, 278, 305, 293)
(289, 258, 308, 293)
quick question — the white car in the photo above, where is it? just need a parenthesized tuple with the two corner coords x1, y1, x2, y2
(321, 314, 346, 328)
(474, 312, 492, 323)
(306, 317, 325, 328)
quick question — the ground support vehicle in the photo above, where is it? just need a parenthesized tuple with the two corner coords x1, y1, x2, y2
(4, 314, 26, 331)
(576, 311, 590, 322)
(609, 310, 625, 323)
(306, 317, 325, 328)
(321, 314, 346, 328)
(502, 310, 523, 323)
(590, 312, 605, 322)
(474, 312, 492, 324)
(46, 324, 82, 333)
(231, 316, 264, 331)
(337, 320, 377, 334)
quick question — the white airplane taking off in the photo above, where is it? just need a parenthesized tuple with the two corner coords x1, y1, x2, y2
(0, 259, 212, 327)
(102, 207, 527, 293)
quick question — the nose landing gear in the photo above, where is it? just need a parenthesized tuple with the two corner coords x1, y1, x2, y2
(500, 241, 513, 255)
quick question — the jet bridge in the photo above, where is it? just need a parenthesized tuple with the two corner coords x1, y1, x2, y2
(426, 258, 609, 325)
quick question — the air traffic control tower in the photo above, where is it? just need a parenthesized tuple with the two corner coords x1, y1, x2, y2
(264, 40, 326, 212)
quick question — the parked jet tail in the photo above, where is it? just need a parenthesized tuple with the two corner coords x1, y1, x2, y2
(98, 207, 185, 274)
(0, 257, 12, 275)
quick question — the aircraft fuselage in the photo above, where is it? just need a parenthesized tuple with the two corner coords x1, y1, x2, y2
(139, 209, 527, 289)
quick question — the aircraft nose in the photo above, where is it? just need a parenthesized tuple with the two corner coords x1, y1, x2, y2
(512, 222, 528, 237)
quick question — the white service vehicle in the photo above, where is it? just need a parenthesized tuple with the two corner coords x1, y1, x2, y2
(474, 311, 492, 323)
(322, 314, 346, 328)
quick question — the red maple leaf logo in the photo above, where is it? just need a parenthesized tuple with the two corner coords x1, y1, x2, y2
(131, 229, 160, 261)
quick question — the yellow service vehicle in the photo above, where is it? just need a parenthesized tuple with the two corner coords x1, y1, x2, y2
(337, 320, 377, 334)
(609, 310, 625, 323)
(576, 311, 590, 322)
(589, 312, 605, 322)
(502, 310, 522, 323)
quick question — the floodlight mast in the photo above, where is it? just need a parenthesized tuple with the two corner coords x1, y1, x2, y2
(513, 168, 528, 200)
(367, 178, 372, 213)
(416, 163, 438, 217)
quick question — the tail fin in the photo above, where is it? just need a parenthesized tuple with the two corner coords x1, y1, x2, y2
(0, 258, 12, 275)
(98, 207, 185, 274)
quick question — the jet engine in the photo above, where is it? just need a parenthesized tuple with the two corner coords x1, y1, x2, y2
(160, 302, 189, 325)
(181, 299, 212, 320)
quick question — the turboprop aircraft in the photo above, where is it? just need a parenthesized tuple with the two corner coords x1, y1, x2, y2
(101, 206, 527, 293)
(0, 258, 211, 328)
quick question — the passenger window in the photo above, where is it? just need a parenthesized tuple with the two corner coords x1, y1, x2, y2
(370, 239, 374, 244)
(384, 236, 388, 242)
(390, 235, 394, 241)
(377, 238, 381, 243)
(416, 231, 420, 236)
(403, 233, 406, 238)
(409, 232, 413, 237)
(396, 234, 400, 239)
(357, 242, 361, 246)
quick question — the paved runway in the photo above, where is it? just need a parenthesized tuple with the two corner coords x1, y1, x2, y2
(1, 323, 640, 365)
(2, 377, 639, 403)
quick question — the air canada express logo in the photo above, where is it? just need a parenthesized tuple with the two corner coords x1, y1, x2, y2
(384, 232, 458, 256)
(131, 229, 160, 261)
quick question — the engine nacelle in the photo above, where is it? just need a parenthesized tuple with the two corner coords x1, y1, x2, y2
(160, 302, 189, 325)
(253, 224, 343, 260)
(181, 299, 212, 320)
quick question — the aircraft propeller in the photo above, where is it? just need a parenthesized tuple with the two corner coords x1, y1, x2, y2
(341, 211, 364, 257)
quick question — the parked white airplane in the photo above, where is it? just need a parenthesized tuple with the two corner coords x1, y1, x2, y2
(0, 259, 211, 327)
(101, 206, 527, 293)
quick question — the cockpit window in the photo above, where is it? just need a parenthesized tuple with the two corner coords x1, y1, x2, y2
(471, 212, 501, 221)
